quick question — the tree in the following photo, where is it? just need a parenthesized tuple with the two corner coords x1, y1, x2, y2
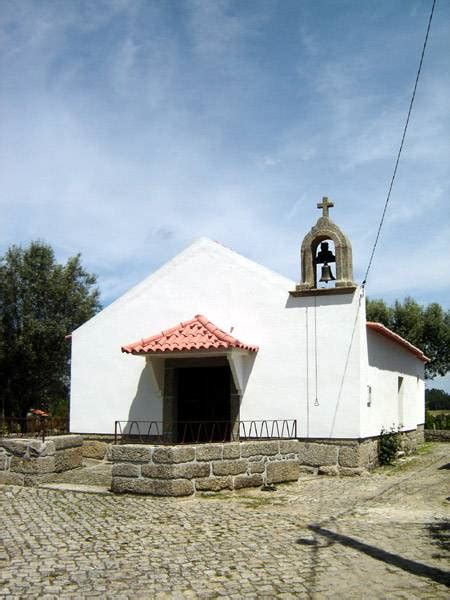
(425, 388, 450, 411)
(0, 241, 101, 419)
(366, 297, 450, 380)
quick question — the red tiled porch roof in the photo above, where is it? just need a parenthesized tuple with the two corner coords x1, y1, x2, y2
(366, 322, 429, 362)
(122, 314, 259, 355)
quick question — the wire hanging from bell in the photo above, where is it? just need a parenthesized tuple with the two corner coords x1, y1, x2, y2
(313, 295, 319, 407)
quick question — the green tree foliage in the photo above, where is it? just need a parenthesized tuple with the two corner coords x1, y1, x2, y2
(425, 388, 450, 410)
(0, 242, 101, 418)
(366, 297, 450, 380)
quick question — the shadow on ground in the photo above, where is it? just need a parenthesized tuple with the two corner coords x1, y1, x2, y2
(298, 524, 450, 587)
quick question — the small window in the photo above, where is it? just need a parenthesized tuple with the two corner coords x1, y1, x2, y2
(398, 376, 404, 428)
(367, 385, 372, 407)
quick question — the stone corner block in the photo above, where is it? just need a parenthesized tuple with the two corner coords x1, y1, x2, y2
(82, 440, 109, 460)
(110, 445, 153, 463)
(266, 460, 299, 484)
(54, 447, 83, 472)
(298, 443, 338, 467)
(50, 435, 83, 450)
(10, 455, 56, 474)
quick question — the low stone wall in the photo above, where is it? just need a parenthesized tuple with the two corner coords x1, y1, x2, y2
(111, 426, 426, 496)
(425, 429, 450, 442)
(0, 435, 83, 486)
(111, 440, 300, 496)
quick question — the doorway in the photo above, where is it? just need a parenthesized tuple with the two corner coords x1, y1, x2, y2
(176, 366, 231, 442)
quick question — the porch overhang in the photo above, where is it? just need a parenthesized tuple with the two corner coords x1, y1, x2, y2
(121, 314, 258, 397)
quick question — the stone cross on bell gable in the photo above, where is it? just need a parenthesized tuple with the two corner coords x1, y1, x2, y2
(317, 196, 334, 218)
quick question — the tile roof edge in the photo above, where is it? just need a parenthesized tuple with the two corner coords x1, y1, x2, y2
(366, 322, 429, 363)
(122, 314, 258, 354)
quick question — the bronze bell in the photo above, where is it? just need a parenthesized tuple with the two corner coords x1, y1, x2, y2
(319, 262, 335, 283)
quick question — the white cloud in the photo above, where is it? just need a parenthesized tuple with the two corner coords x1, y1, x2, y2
(0, 0, 449, 312)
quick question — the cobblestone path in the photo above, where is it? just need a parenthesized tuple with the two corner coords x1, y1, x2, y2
(0, 443, 448, 599)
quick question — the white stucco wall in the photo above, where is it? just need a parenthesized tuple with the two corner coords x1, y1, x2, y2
(70, 238, 368, 437)
(362, 329, 425, 438)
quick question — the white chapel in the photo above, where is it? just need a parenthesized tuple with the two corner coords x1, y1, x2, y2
(70, 199, 427, 444)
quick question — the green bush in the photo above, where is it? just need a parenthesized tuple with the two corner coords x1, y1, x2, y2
(378, 426, 402, 465)
(425, 411, 450, 430)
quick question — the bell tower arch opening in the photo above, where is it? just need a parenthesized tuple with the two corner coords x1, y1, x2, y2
(291, 196, 357, 296)
(315, 239, 336, 288)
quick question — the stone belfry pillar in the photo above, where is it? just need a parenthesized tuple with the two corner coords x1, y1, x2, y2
(290, 197, 356, 296)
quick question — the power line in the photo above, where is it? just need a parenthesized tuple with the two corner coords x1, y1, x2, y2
(362, 0, 436, 287)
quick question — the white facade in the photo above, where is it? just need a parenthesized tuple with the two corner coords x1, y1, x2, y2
(70, 237, 425, 438)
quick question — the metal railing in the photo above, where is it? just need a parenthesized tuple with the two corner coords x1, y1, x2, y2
(0, 417, 69, 442)
(114, 419, 297, 445)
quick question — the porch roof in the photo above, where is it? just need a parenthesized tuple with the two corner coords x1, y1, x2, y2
(121, 314, 259, 355)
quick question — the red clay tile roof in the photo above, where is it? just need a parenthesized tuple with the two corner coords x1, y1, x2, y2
(366, 322, 429, 362)
(122, 315, 259, 355)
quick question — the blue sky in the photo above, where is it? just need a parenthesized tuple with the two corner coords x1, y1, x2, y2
(1, 1, 449, 389)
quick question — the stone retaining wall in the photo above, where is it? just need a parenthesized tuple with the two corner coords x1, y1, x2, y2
(111, 427, 425, 496)
(425, 429, 450, 442)
(0, 435, 83, 486)
(111, 440, 300, 496)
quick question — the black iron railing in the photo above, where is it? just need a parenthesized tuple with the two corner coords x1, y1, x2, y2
(0, 417, 69, 442)
(114, 419, 297, 445)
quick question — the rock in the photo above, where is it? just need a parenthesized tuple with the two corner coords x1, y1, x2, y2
(152, 446, 195, 464)
(339, 467, 368, 477)
(212, 459, 248, 476)
(110, 445, 153, 463)
(279, 440, 300, 454)
(233, 474, 264, 489)
(10, 456, 56, 474)
(0, 471, 24, 485)
(222, 443, 240, 459)
(111, 476, 194, 496)
(54, 447, 83, 472)
(338, 445, 360, 468)
(141, 462, 210, 480)
(195, 476, 233, 492)
(249, 462, 265, 474)
(297, 443, 338, 467)
(111, 463, 140, 478)
(240, 441, 279, 458)
(82, 440, 109, 460)
(266, 460, 299, 484)
(195, 444, 223, 461)
(50, 435, 83, 451)
(318, 465, 339, 476)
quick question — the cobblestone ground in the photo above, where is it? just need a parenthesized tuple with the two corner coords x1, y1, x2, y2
(0, 443, 448, 599)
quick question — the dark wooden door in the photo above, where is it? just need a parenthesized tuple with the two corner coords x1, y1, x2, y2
(176, 366, 231, 442)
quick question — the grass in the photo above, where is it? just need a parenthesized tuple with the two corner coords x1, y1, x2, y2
(376, 442, 436, 476)
(416, 442, 434, 455)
